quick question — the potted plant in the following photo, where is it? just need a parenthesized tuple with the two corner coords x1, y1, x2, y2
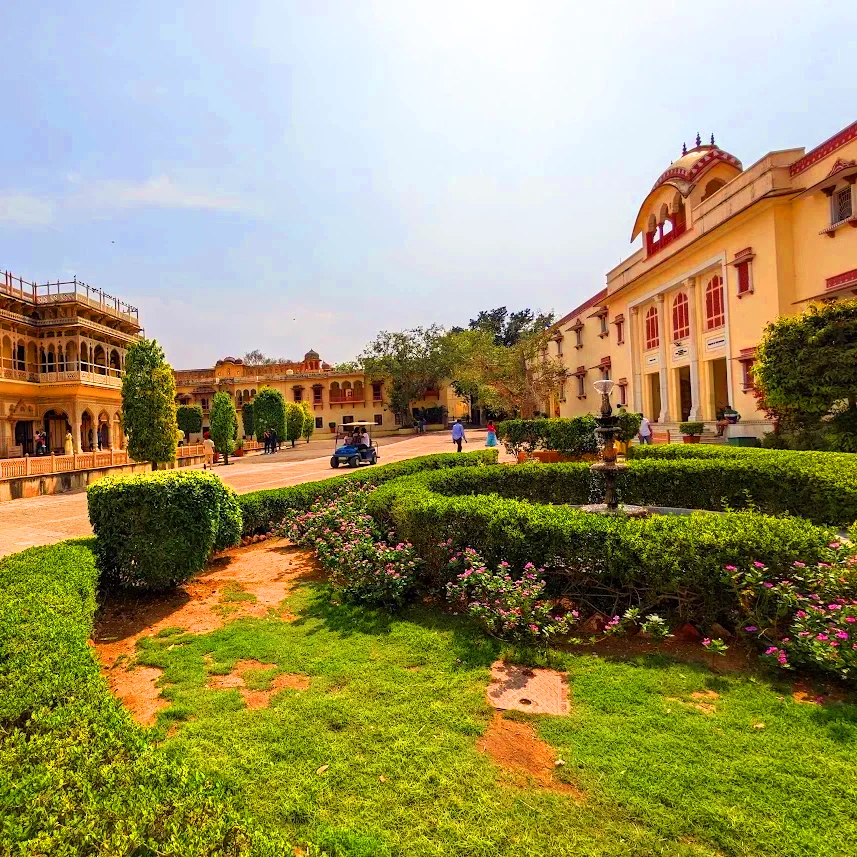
(679, 421, 704, 443)
(233, 438, 245, 457)
(329, 421, 337, 433)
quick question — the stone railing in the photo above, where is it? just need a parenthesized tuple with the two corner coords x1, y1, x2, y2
(0, 449, 130, 480)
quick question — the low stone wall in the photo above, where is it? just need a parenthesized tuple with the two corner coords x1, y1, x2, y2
(0, 455, 206, 502)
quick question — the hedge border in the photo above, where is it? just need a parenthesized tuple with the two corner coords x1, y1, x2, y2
(238, 448, 498, 534)
(0, 539, 292, 855)
(367, 465, 836, 619)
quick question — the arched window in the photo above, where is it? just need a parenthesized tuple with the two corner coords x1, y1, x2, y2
(645, 306, 659, 350)
(705, 275, 725, 330)
(672, 292, 689, 341)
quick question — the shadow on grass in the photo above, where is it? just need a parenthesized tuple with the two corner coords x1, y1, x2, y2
(289, 580, 498, 668)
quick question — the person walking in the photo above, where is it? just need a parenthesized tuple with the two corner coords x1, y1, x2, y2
(202, 434, 215, 469)
(263, 429, 270, 454)
(270, 427, 278, 453)
(451, 419, 467, 452)
(638, 414, 652, 445)
(485, 420, 498, 448)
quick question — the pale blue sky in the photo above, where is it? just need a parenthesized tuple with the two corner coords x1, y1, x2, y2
(0, 1, 853, 367)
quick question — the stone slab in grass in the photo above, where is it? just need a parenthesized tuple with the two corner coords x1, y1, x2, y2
(487, 661, 569, 715)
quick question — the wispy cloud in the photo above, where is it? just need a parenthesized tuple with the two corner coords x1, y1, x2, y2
(0, 194, 55, 226)
(0, 175, 256, 228)
(71, 175, 254, 214)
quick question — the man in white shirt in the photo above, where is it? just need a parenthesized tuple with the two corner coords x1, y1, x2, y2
(203, 435, 215, 468)
(359, 430, 371, 450)
(638, 416, 652, 445)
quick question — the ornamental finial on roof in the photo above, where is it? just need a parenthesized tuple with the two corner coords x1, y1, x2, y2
(711, 133, 715, 146)
(682, 142, 687, 156)
(695, 132, 702, 147)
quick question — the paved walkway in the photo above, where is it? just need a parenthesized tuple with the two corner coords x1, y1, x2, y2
(0, 431, 504, 558)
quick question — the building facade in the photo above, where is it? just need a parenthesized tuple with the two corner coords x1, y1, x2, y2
(0, 271, 142, 457)
(553, 121, 857, 437)
(173, 352, 467, 439)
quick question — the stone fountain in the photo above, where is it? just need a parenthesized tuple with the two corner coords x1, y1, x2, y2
(589, 379, 627, 511)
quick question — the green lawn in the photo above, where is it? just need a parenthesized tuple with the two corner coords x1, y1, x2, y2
(137, 581, 857, 857)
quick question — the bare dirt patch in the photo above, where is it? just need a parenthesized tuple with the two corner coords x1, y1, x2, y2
(93, 540, 320, 725)
(480, 712, 582, 798)
(108, 665, 169, 726)
(207, 659, 311, 709)
(487, 661, 569, 715)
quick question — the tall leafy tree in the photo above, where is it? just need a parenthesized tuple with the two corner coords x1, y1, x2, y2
(360, 325, 450, 426)
(755, 300, 857, 451)
(176, 404, 203, 439)
(209, 391, 237, 465)
(444, 325, 567, 419)
(285, 401, 305, 447)
(243, 350, 285, 366)
(300, 401, 315, 443)
(253, 387, 286, 440)
(468, 307, 555, 347)
(242, 402, 255, 439)
(121, 339, 178, 469)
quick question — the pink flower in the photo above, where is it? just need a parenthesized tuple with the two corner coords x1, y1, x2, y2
(836, 631, 849, 640)
(724, 565, 738, 572)
(829, 542, 841, 549)
(817, 634, 829, 641)
(744, 626, 758, 633)
(753, 562, 766, 569)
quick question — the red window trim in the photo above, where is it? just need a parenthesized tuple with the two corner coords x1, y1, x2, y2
(645, 306, 660, 350)
(672, 292, 689, 340)
(705, 275, 725, 330)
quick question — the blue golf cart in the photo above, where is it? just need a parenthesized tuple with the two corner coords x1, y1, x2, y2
(330, 421, 379, 468)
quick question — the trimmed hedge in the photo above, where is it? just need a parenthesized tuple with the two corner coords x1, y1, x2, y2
(88, 470, 242, 590)
(495, 417, 598, 458)
(628, 444, 857, 527)
(0, 540, 292, 855)
(238, 448, 498, 535)
(367, 466, 836, 619)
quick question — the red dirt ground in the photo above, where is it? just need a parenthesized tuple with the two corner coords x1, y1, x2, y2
(480, 712, 582, 798)
(207, 659, 311, 709)
(93, 539, 321, 724)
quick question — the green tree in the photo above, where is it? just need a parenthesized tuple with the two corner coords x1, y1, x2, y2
(333, 360, 360, 372)
(121, 339, 178, 469)
(209, 391, 237, 465)
(756, 300, 857, 415)
(242, 402, 255, 438)
(443, 326, 567, 419)
(465, 306, 555, 347)
(300, 401, 315, 443)
(755, 300, 857, 451)
(253, 387, 286, 441)
(243, 350, 285, 366)
(360, 325, 451, 426)
(176, 404, 203, 439)
(285, 401, 305, 447)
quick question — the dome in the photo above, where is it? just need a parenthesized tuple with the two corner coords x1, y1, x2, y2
(215, 356, 243, 367)
(631, 135, 743, 241)
(304, 348, 320, 361)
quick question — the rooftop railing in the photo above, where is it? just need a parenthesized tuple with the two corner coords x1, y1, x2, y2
(1, 270, 140, 324)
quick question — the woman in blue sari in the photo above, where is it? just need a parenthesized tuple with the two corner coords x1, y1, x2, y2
(485, 421, 498, 448)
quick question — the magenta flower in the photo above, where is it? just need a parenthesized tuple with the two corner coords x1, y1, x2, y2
(744, 626, 758, 633)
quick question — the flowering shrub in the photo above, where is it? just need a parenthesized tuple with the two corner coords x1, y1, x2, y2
(723, 541, 857, 680)
(285, 487, 421, 609)
(604, 608, 673, 641)
(443, 542, 579, 645)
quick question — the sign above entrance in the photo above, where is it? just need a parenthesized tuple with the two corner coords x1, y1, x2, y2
(645, 354, 659, 366)
(672, 346, 689, 360)
(706, 337, 726, 351)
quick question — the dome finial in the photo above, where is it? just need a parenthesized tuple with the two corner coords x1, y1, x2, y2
(682, 141, 687, 156)
(710, 133, 715, 146)
(695, 132, 702, 147)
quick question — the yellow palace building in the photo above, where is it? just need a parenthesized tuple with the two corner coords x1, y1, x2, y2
(554, 120, 857, 439)
(0, 271, 141, 457)
(173, 352, 468, 440)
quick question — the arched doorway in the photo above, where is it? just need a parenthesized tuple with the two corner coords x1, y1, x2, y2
(43, 409, 71, 455)
(81, 410, 94, 451)
(97, 410, 111, 449)
(112, 412, 123, 450)
(14, 420, 34, 455)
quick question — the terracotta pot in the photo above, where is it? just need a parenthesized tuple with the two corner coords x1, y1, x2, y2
(234, 448, 244, 457)
(682, 435, 702, 444)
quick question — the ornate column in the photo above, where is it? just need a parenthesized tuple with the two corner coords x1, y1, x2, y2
(686, 277, 702, 421)
(655, 295, 670, 423)
(72, 401, 82, 454)
(630, 306, 642, 412)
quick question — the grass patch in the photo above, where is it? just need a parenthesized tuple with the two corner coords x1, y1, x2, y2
(139, 578, 857, 857)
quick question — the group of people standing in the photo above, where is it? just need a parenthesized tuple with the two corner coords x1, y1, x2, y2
(262, 429, 280, 454)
